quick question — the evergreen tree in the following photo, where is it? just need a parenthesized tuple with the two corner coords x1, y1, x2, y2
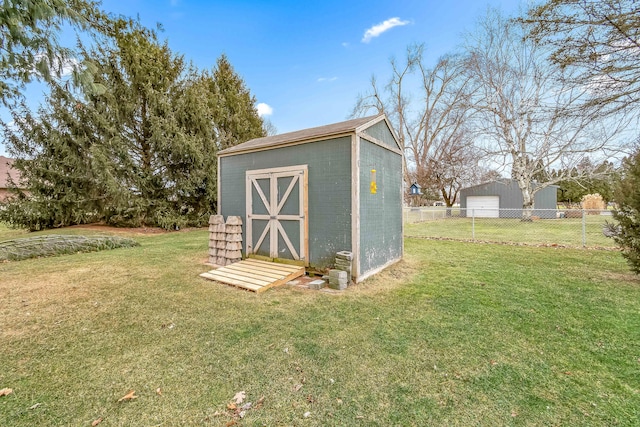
(556, 160, 617, 205)
(85, 23, 195, 227)
(210, 54, 265, 150)
(1, 85, 106, 230)
(0, 0, 106, 106)
(613, 150, 640, 274)
(1, 19, 265, 230)
(76, 21, 224, 228)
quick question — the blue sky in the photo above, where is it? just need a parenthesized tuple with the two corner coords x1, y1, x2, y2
(1, 0, 525, 156)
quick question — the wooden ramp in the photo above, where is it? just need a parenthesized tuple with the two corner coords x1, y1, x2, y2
(200, 258, 305, 293)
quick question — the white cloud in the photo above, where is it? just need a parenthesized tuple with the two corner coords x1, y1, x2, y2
(60, 57, 79, 77)
(342, 42, 349, 48)
(256, 102, 273, 117)
(33, 53, 79, 78)
(317, 77, 338, 83)
(362, 17, 410, 43)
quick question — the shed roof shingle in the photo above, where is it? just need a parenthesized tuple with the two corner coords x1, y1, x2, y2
(218, 114, 383, 155)
(0, 156, 21, 189)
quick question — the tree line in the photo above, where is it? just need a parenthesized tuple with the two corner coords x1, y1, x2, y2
(0, 5, 266, 230)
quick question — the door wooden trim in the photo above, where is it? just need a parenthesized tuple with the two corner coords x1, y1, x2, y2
(246, 165, 308, 266)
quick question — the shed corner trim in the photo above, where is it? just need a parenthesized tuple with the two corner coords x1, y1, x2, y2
(351, 133, 361, 280)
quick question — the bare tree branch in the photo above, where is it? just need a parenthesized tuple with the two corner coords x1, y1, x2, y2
(352, 44, 482, 207)
(523, 0, 640, 115)
(466, 9, 630, 219)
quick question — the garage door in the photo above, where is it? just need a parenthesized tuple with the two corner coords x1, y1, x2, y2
(467, 196, 499, 218)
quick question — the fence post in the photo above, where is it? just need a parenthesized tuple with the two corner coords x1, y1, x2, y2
(472, 209, 475, 241)
(420, 209, 423, 222)
(582, 209, 586, 247)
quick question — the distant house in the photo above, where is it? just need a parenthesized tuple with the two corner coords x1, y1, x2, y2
(460, 179, 558, 218)
(0, 156, 22, 201)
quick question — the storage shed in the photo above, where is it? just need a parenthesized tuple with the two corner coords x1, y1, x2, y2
(217, 114, 403, 282)
(460, 179, 558, 218)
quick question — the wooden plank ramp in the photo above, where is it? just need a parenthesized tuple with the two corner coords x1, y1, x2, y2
(200, 258, 305, 293)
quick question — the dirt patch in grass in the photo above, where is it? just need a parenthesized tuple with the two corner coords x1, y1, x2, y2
(407, 234, 621, 251)
(66, 224, 169, 234)
(42, 223, 207, 236)
(597, 271, 640, 286)
(276, 257, 418, 295)
(349, 257, 421, 295)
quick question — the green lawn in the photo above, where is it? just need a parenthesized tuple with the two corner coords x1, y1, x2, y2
(405, 214, 615, 248)
(1, 227, 638, 425)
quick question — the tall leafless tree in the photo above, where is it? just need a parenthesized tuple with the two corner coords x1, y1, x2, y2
(465, 9, 628, 219)
(420, 131, 480, 207)
(524, 0, 640, 116)
(352, 44, 480, 207)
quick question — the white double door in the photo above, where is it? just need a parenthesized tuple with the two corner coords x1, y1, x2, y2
(246, 165, 308, 264)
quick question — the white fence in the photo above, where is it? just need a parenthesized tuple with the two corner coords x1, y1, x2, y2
(403, 208, 617, 248)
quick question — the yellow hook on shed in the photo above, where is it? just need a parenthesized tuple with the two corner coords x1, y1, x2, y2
(370, 169, 377, 194)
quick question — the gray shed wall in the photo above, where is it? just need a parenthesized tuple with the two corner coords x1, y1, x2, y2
(460, 180, 558, 218)
(358, 138, 403, 275)
(219, 136, 352, 270)
(361, 120, 398, 149)
(533, 186, 558, 215)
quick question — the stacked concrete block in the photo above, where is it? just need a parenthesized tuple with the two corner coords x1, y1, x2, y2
(207, 215, 243, 267)
(328, 269, 348, 290)
(335, 251, 353, 279)
(208, 215, 225, 265)
(224, 216, 243, 264)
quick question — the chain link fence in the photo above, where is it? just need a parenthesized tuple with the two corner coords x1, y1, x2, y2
(404, 208, 618, 248)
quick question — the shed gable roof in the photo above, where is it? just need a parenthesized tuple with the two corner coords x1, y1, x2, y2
(219, 114, 390, 156)
(0, 156, 20, 189)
